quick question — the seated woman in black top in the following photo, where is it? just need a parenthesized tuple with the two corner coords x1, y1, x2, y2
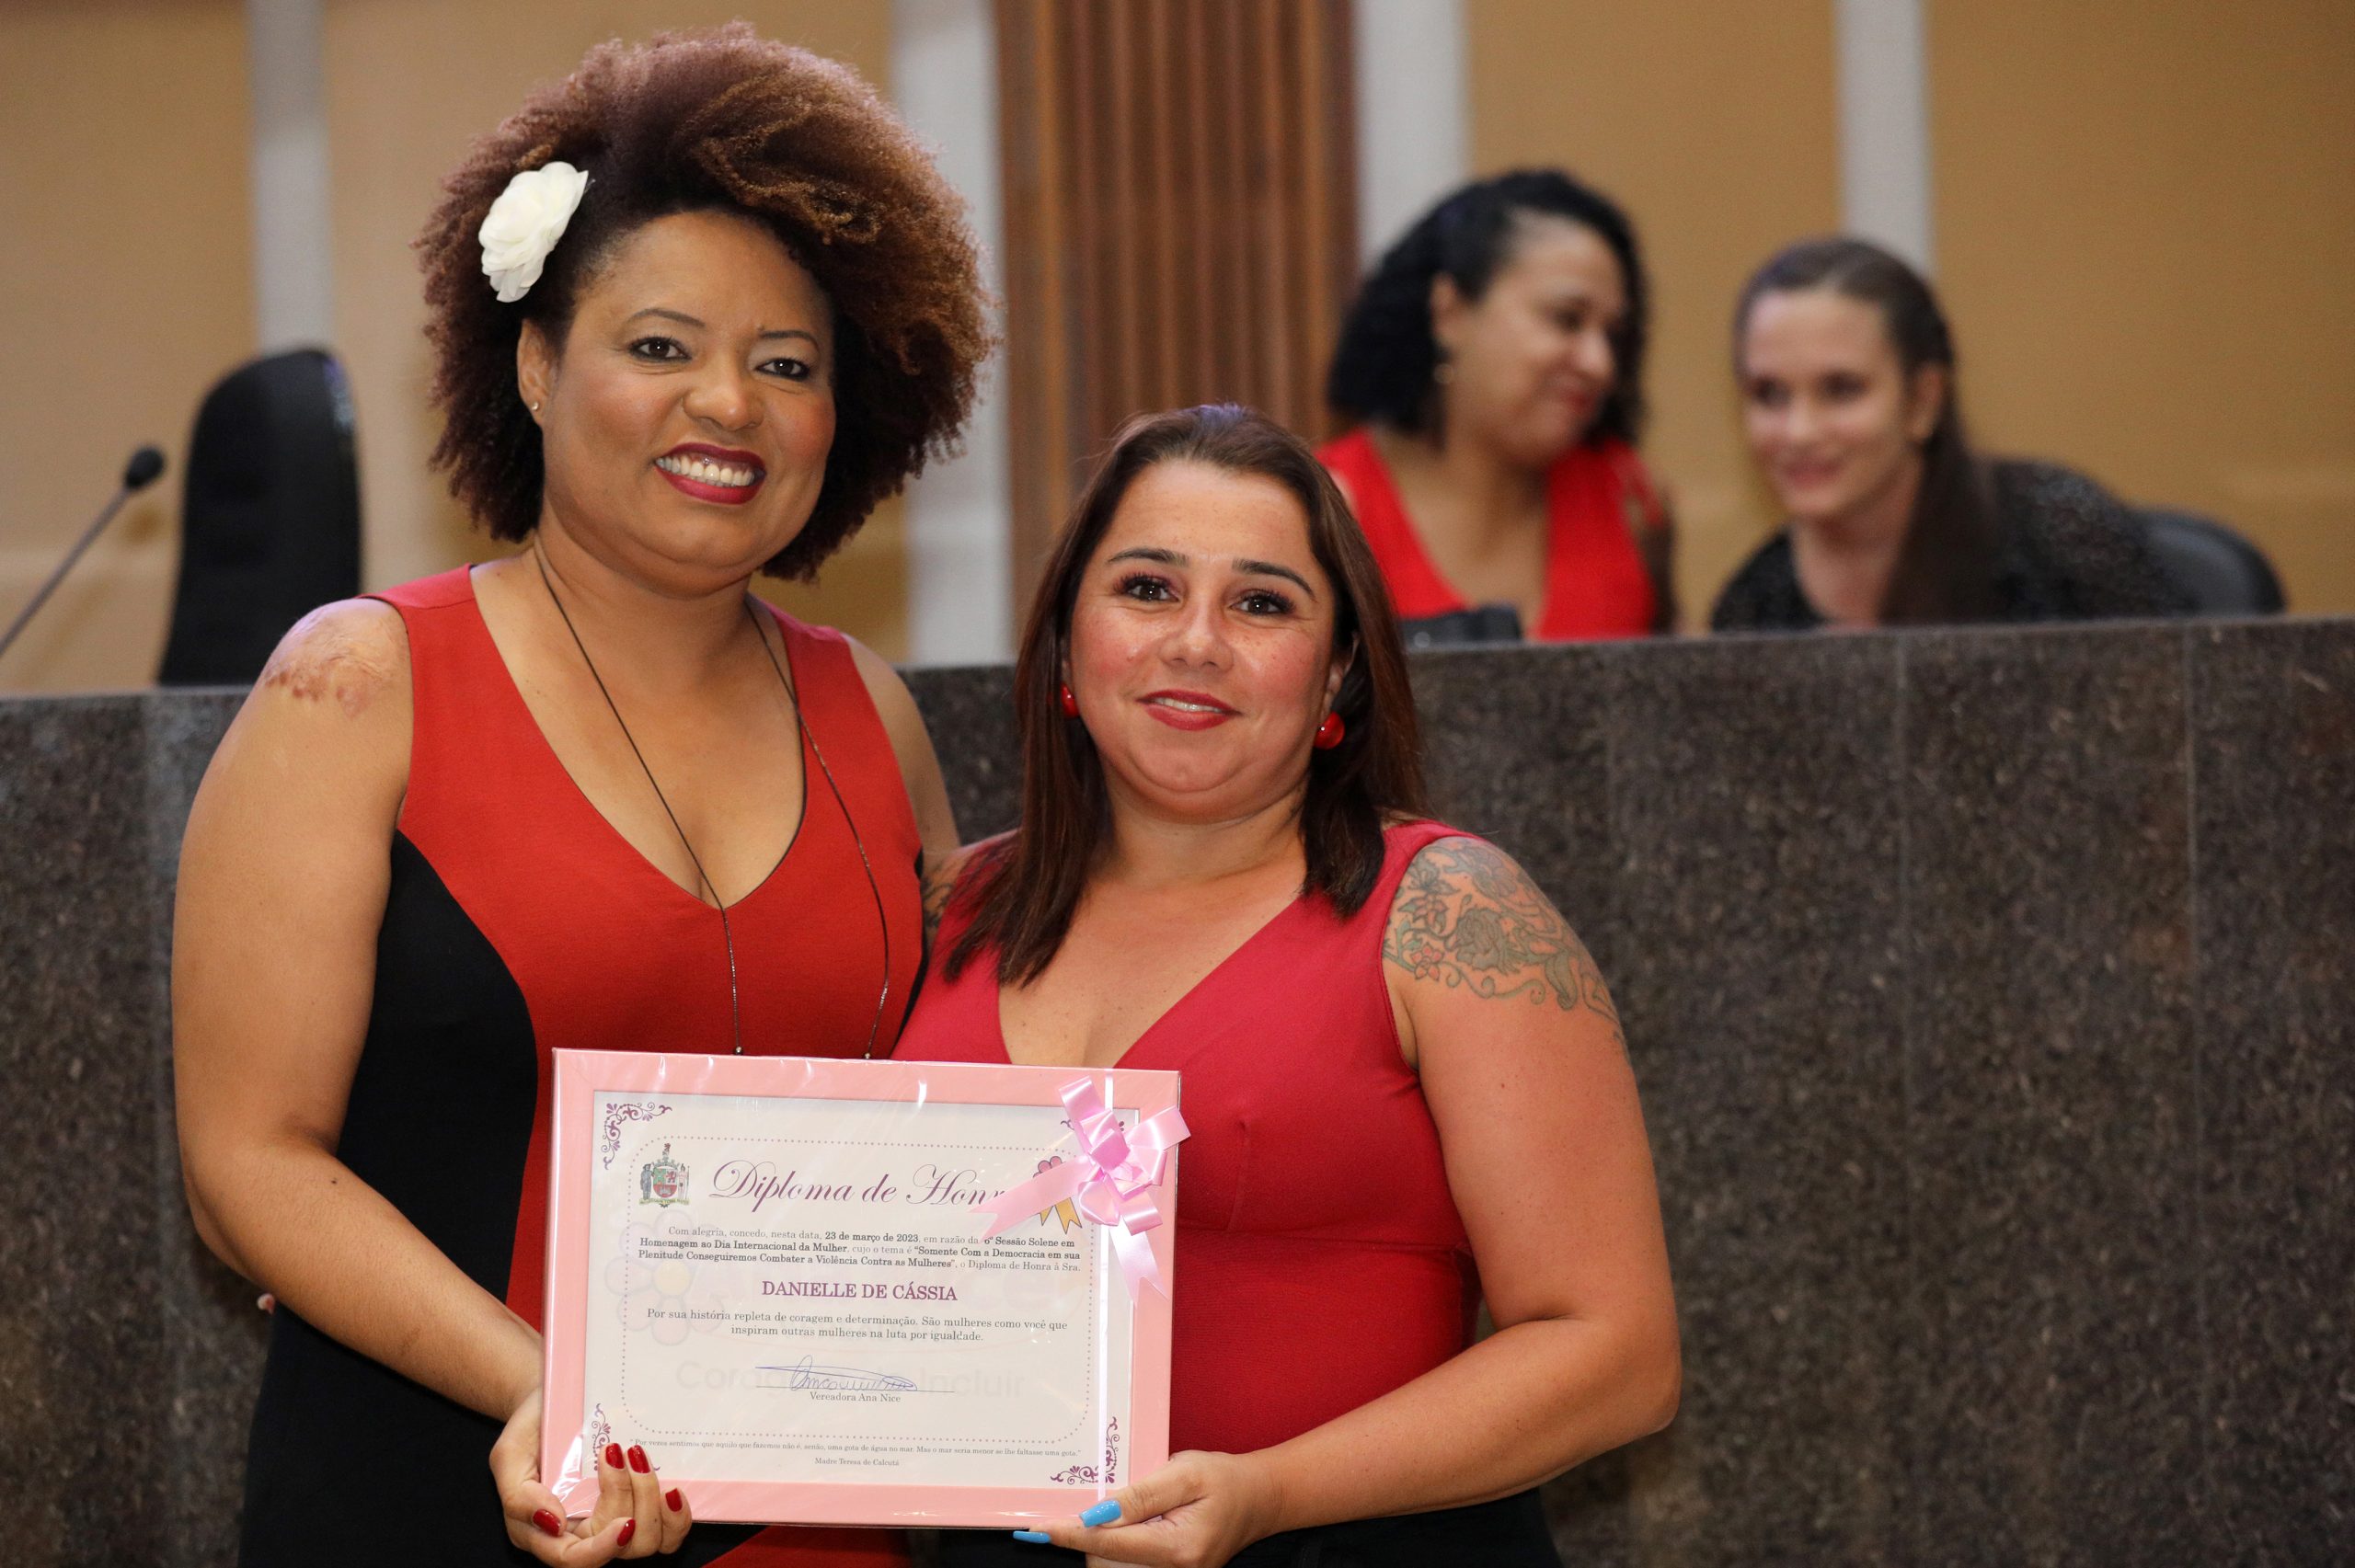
(1712, 237, 2188, 631)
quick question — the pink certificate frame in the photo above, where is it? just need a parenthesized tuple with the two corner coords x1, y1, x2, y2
(541, 1048, 1178, 1528)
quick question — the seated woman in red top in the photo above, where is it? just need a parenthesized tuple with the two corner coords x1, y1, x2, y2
(1321, 170, 1676, 644)
(897, 405, 1679, 1567)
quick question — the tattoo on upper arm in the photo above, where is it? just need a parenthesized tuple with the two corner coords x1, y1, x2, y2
(1384, 838, 1623, 1040)
(258, 604, 401, 718)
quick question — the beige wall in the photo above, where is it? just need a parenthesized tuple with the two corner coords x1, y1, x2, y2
(1932, 0, 2355, 615)
(1465, 0, 1843, 628)
(1466, 0, 2355, 622)
(10, 3, 2350, 691)
(324, 0, 910, 657)
(0, 2, 908, 696)
(0, 0, 256, 692)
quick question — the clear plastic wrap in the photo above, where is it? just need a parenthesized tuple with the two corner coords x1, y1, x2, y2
(540, 1049, 1183, 1528)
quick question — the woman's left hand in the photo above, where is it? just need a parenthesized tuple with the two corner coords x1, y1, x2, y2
(1020, 1449, 1282, 1568)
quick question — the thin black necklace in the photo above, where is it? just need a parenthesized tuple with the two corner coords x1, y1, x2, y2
(533, 545, 892, 1057)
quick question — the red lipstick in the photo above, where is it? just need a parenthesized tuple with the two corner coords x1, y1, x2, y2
(1139, 689, 1239, 731)
(654, 442, 767, 506)
(667, 441, 763, 464)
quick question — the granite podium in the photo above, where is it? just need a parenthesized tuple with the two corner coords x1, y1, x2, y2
(6, 618, 2349, 1565)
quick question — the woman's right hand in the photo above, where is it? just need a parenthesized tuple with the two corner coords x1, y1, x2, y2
(491, 1385, 695, 1562)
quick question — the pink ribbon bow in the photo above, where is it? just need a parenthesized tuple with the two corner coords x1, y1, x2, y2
(979, 1079, 1189, 1299)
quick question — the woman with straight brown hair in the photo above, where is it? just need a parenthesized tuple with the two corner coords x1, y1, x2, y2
(896, 405, 1680, 1567)
(1714, 236, 2188, 630)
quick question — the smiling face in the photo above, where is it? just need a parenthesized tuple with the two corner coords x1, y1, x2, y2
(1432, 214, 1626, 467)
(519, 208, 835, 589)
(1739, 286, 1946, 532)
(1064, 461, 1348, 826)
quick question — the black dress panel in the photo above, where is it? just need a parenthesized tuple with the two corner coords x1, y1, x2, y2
(237, 834, 764, 1566)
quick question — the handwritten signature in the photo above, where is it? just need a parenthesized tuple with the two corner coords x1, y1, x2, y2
(756, 1356, 916, 1392)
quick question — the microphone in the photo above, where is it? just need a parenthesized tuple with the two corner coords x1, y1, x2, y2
(0, 445, 169, 667)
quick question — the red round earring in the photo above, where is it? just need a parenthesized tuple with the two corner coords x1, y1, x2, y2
(1314, 712, 1346, 750)
(1059, 683, 1080, 717)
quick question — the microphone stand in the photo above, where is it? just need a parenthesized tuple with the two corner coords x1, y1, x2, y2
(0, 446, 167, 667)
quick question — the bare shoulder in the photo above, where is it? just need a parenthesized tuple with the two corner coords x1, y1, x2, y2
(843, 633, 959, 854)
(204, 598, 411, 817)
(253, 598, 410, 721)
(1384, 835, 1621, 1036)
(185, 599, 410, 876)
(844, 634, 920, 725)
(843, 633, 934, 762)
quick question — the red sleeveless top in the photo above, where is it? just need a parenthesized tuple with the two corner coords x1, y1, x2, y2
(370, 566, 919, 1568)
(892, 821, 1479, 1456)
(1320, 427, 1662, 640)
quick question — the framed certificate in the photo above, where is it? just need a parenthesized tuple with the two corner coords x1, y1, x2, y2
(539, 1050, 1184, 1528)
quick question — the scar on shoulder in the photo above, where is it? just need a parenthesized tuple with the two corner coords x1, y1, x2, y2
(258, 604, 400, 718)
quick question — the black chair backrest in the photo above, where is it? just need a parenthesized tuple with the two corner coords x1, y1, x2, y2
(2137, 507, 2285, 616)
(1401, 604, 1524, 649)
(159, 349, 362, 686)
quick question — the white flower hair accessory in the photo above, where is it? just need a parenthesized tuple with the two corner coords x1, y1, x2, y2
(478, 161, 590, 303)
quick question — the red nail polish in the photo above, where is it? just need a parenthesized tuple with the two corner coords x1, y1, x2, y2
(604, 1442, 625, 1469)
(617, 1518, 638, 1547)
(627, 1444, 650, 1474)
(666, 1488, 684, 1513)
(532, 1508, 563, 1538)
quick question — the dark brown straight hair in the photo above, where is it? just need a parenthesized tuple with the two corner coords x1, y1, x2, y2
(946, 405, 1430, 987)
(1736, 237, 2002, 624)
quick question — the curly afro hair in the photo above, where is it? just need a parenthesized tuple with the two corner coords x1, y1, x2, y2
(1325, 168, 1648, 448)
(417, 25, 993, 578)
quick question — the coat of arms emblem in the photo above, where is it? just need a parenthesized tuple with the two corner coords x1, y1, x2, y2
(639, 1143, 689, 1207)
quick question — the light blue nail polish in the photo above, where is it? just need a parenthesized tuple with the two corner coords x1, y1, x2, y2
(1011, 1528, 1051, 1543)
(1079, 1499, 1122, 1527)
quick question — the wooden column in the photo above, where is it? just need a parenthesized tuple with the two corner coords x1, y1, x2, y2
(995, 0, 1359, 618)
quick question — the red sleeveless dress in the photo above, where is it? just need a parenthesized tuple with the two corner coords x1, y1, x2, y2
(892, 821, 1479, 1457)
(1320, 427, 1663, 640)
(237, 567, 916, 1568)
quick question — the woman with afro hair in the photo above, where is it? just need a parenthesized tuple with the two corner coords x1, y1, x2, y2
(172, 28, 989, 1567)
(1322, 170, 1676, 641)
